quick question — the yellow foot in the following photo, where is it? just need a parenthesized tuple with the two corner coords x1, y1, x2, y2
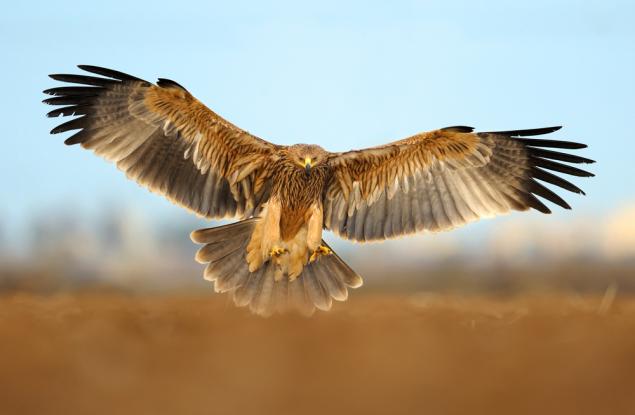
(269, 246, 288, 258)
(309, 245, 333, 263)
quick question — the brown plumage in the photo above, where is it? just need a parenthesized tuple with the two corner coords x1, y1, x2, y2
(44, 65, 595, 316)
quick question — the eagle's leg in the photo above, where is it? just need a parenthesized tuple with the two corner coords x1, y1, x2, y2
(247, 199, 287, 272)
(306, 203, 323, 250)
(261, 198, 285, 260)
(306, 203, 331, 262)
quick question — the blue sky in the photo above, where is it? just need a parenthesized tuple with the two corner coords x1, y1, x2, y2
(1, 0, 633, 239)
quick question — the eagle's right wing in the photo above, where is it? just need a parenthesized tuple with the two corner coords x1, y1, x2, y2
(44, 65, 280, 219)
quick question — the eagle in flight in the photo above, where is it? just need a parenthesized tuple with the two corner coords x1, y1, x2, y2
(44, 66, 594, 316)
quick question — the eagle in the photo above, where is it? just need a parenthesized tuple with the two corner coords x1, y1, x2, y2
(44, 65, 594, 316)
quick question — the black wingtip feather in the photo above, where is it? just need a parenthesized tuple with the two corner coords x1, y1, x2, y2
(48, 73, 117, 87)
(531, 157, 595, 177)
(43, 95, 96, 106)
(487, 126, 562, 137)
(518, 138, 587, 149)
(63, 130, 90, 145)
(529, 148, 595, 164)
(64, 136, 82, 145)
(45, 66, 152, 147)
(531, 167, 586, 195)
(157, 78, 187, 91)
(528, 179, 572, 210)
(523, 192, 552, 214)
(47, 105, 90, 118)
(483, 124, 595, 212)
(43, 86, 103, 97)
(50, 116, 88, 134)
(442, 126, 474, 133)
(77, 65, 145, 82)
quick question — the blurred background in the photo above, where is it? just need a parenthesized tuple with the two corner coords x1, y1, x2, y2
(0, 1, 635, 296)
(1, 0, 633, 295)
(1, 1, 635, 414)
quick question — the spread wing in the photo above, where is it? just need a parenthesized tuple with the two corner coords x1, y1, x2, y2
(44, 65, 280, 219)
(324, 126, 594, 242)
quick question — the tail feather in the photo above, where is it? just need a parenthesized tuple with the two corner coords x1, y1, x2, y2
(288, 277, 314, 316)
(216, 260, 250, 293)
(196, 237, 244, 264)
(303, 266, 332, 311)
(250, 266, 276, 316)
(191, 219, 363, 316)
(191, 219, 256, 245)
(329, 248, 363, 289)
(233, 265, 263, 307)
(315, 264, 347, 301)
(205, 254, 246, 292)
(273, 277, 289, 314)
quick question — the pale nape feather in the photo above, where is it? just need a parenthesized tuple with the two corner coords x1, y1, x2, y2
(324, 126, 595, 242)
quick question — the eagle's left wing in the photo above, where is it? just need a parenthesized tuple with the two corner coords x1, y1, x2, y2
(324, 126, 594, 242)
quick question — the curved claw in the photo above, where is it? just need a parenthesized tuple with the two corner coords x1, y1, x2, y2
(309, 245, 332, 263)
(269, 247, 288, 258)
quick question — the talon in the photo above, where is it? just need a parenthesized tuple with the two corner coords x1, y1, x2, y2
(269, 247, 288, 257)
(309, 245, 332, 262)
(317, 245, 332, 255)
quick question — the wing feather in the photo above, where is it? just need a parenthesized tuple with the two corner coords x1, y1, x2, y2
(44, 65, 279, 219)
(325, 127, 594, 241)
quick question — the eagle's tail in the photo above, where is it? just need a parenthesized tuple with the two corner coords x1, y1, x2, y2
(191, 219, 363, 316)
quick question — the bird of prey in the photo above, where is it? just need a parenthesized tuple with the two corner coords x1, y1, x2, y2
(44, 65, 594, 316)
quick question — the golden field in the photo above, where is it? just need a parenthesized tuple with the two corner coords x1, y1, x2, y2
(1, 291, 634, 415)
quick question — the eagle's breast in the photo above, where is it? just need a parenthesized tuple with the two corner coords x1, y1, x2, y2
(270, 160, 330, 240)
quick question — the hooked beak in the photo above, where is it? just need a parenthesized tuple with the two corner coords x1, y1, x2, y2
(304, 157, 312, 177)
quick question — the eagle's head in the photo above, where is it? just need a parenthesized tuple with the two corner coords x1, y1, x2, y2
(286, 144, 329, 177)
